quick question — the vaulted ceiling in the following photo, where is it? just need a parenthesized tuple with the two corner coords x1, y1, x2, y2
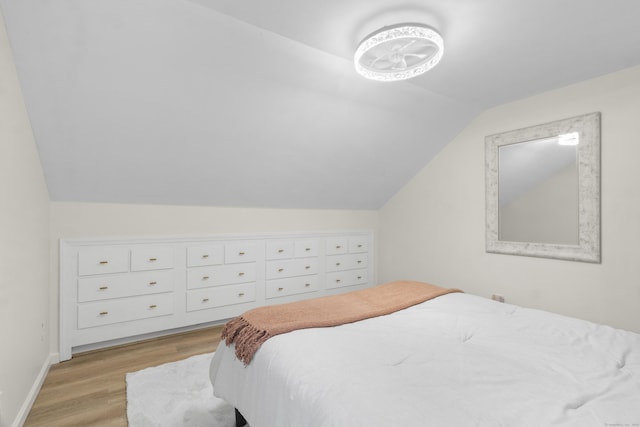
(2, 0, 639, 209)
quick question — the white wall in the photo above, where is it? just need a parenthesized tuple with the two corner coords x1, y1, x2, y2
(49, 202, 378, 355)
(0, 10, 50, 427)
(379, 66, 640, 334)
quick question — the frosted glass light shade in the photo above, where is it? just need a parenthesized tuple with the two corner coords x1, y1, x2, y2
(354, 24, 444, 82)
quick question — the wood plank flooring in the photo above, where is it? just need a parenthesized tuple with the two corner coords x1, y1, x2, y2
(24, 325, 224, 427)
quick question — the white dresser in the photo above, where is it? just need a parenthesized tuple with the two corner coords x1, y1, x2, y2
(59, 231, 374, 361)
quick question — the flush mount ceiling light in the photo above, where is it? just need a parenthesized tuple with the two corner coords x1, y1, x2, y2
(354, 23, 444, 82)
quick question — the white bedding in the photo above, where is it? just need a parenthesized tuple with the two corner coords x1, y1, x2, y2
(210, 293, 640, 427)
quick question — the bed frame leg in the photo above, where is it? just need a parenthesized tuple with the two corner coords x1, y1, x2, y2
(235, 408, 248, 427)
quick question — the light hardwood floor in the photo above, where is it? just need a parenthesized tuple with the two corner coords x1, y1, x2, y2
(24, 325, 224, 427)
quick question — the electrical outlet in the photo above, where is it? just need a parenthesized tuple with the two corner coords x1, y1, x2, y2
(491, 294, 505, 303)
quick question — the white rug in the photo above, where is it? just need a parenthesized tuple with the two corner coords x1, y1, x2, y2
(126, 352, 238, 427)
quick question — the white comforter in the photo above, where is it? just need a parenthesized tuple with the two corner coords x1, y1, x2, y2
(210, 293, 640, 427)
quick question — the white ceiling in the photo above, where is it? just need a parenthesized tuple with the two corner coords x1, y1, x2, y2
(2, 0, 639, 209)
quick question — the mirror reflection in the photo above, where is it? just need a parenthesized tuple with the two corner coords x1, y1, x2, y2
(498, 135, 578, 245)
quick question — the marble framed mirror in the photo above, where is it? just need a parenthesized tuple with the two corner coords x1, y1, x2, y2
(485, 112, 601, 263)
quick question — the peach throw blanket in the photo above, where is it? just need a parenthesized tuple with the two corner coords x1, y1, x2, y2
(222, 280, 462, 365)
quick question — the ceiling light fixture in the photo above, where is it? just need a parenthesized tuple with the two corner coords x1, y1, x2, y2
(354, 23, 444, 82)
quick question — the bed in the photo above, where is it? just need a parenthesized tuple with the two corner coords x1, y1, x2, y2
(210, 281, 640, 427)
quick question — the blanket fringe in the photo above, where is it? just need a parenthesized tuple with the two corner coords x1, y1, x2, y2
(222, 316, 272, 365)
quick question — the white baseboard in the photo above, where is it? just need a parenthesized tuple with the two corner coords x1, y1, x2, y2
(11, 353, 55, 427)
(49, 353, 60, 365)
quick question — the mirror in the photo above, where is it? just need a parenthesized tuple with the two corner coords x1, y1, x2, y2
(498, 136, 578, 245)
(485, 112, 600, 263)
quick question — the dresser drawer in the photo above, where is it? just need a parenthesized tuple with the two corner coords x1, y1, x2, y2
(59, 231, 374, 361)
(348, 236, 369, 253)
(78, 247, 129, 276)
(225, 242, 259, 264)
(326, 254, 368, 272)
(131, 246, 174, 271)
(77, 271, 174, 302)
(265, 240, 294, 260)
(187, 263, 256, 289)
(266, 276, 318, 299)
(326, 269, 368, 290)
(325, 237, 348, 255)
(294, 240, 319, 258)
(265, 258, 318, 280)
(187, 244, 224, 267)
(77, 293, 174, 329)
(186, 283, 256, 312)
